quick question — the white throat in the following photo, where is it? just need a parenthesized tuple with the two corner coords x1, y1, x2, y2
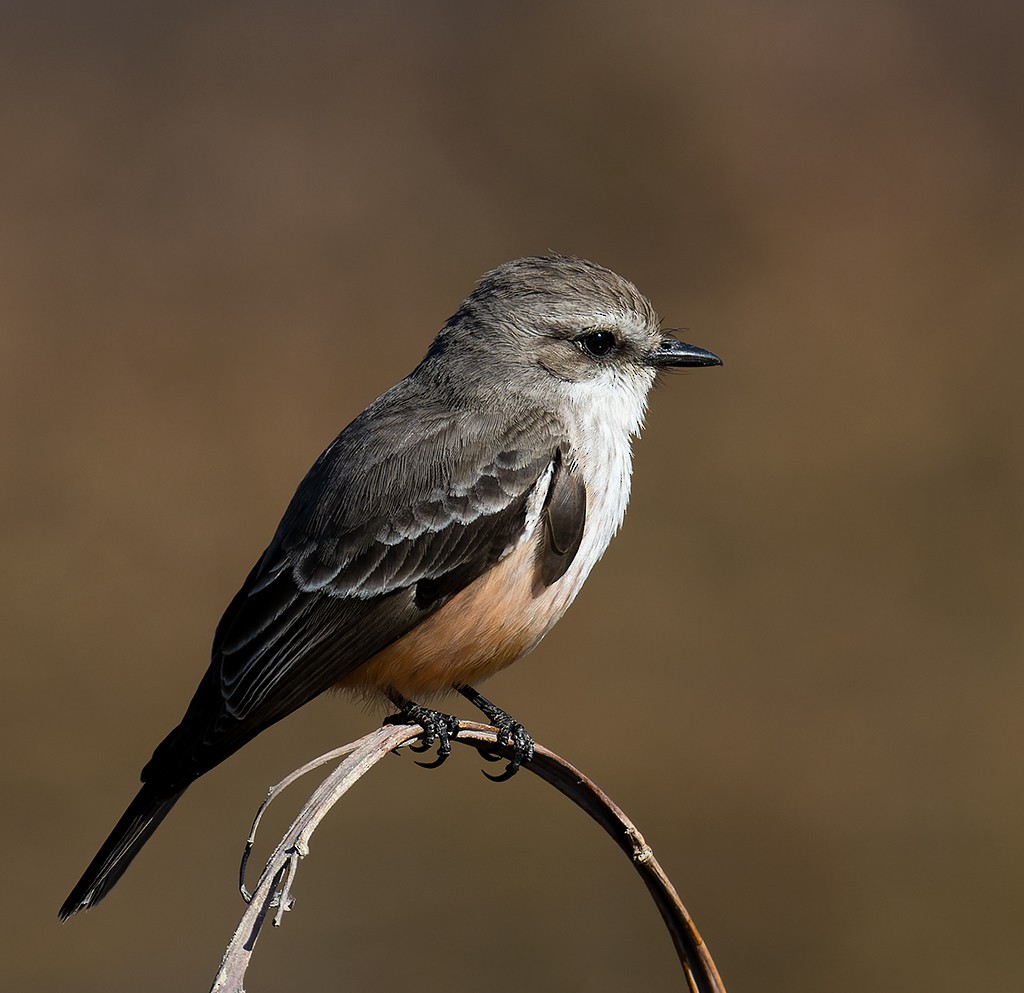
(556, 365, 654, 580)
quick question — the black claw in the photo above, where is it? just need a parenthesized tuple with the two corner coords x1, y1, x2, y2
(383, 699, 460, 770)
(482, 764, 520, 783)
(415, 750, 450, 770)
(456, 685, 534, 781)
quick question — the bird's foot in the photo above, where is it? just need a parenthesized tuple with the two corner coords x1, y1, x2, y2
(458, 686, 535, 781)
(384, 700, 461, 770)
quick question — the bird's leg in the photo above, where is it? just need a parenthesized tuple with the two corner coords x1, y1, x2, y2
(384, 691, 461, 769)
(457, 685, 535, 781)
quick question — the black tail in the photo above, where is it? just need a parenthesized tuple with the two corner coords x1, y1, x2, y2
(59, 784, 185, 921)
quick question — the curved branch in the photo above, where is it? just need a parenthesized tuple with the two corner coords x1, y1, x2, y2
(210, 723, 726, 993)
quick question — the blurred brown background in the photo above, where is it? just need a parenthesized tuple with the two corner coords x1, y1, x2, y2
(3, 1, 1022, 990)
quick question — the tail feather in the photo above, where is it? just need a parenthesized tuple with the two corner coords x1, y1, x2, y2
(59, 785, 185, 921)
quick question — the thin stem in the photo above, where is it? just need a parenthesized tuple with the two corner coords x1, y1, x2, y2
(211, 722, 725, 993)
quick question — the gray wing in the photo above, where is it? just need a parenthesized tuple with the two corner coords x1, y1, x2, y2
(142, 391, 581, 789)
(540, 447, 587, 585)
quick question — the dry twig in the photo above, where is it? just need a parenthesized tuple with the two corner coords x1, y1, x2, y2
(210, 722, 726, 993)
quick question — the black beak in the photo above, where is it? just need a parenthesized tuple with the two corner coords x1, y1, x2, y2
(649, 337, 723, 368)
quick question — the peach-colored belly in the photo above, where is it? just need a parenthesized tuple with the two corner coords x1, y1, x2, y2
(336, 532, 571, 701)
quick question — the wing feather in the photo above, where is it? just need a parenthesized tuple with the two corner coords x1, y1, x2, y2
(540, 448, 587, 585)
(142, 390, 573, 789)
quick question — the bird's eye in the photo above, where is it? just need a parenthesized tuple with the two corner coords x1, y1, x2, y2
(578, 331, 617, 357)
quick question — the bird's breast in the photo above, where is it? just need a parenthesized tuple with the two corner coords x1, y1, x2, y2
(336, 528, 560, 700)
(337, 413, 636, 703)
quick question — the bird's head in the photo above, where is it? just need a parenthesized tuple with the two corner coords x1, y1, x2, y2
(424, 255, 721, 431)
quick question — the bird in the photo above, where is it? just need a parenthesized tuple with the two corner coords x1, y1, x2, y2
(59, 254, 721, 921)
